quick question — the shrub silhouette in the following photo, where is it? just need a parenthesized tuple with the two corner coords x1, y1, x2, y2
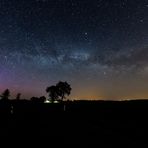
(30, 96, 46, 103)
(30, 97, 39, 101)
(39, 96, 46, 103)
(56, 81, 72, 101)
(1, 89, 10, 100)
(16, 93, 21, 100)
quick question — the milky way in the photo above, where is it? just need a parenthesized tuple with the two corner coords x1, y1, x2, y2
(0, 0, 148, 100)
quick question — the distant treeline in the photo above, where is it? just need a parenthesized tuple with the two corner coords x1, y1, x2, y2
(0, 81, 72, 103)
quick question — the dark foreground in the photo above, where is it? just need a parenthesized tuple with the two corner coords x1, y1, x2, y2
(0, 100, 148, 145)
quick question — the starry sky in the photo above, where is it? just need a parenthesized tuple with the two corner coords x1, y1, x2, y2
(0, 0, 148, 100)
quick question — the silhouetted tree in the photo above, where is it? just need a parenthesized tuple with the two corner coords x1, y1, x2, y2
(39, 96, 46, 103)
(46, 85, 59, 103)
(31, 97, 39, 101)
(56, 81, 72, 101)
(30, 96, 46, 103)
(16, 93, 21, 100)
(1, 89, 10, 100)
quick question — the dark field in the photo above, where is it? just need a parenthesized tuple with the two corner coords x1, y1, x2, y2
(0, 100, 148, 146)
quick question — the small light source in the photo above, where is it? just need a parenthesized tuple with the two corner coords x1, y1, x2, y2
(44, 100, 51, 103)
(54, 100, 59, 103)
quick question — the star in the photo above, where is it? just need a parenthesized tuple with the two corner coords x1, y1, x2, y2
(84, 32, 88, 36)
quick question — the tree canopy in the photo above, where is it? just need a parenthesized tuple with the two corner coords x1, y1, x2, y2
(46, 81, 71, 102)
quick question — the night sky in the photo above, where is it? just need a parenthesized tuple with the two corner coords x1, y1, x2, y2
(0, 0, 148, 100)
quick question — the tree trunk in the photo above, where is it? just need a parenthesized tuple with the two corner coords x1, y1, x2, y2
(62, 93, 64, 101)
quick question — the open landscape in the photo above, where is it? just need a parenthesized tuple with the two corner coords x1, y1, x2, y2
(0, 99, 148, 146)
(0, 0, 147, 146)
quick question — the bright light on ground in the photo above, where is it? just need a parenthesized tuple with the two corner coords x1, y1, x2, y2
(54, 100, 59, 103)
(44, 100, 51, 103)
(44, 100, 59, 103)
